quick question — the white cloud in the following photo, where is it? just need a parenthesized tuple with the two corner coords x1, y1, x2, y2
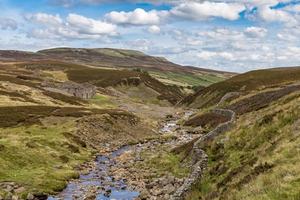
(284, 4, 300, 13)
(244, 26, 268, 38)
(147, 25, 161, 34)
(197, 51, 216, 60)
(67, 13, 117, 35)
(258, 5, 296, 24)
(171, 1, 245, 21)
(197, 51, 235, 61)
(0, 18, 18, 30)
(105, 8, 168, 25)
(27, 13, 63, 26)
(27, 13, 117, 40)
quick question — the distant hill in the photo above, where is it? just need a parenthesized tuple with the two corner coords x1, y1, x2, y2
(0, 48, 234, 88)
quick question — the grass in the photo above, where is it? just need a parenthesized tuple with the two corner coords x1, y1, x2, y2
(89, 93, 116, 108)
(186, 92, 300, 200)
(149, 70, 225, 87)
(139, 151, 190, 178)
(0, 118, 93, 197)
(0, 105, 134, 128)
(41, 70, 68, 82)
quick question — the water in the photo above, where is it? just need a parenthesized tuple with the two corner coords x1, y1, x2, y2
(48, 111, 194, 200)
(48, 146, 139, 200)
(160, 111, 194, 134)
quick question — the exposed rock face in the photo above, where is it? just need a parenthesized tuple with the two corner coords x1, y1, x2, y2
(59, 81, 97, 99)
(43, 81, 97, 99)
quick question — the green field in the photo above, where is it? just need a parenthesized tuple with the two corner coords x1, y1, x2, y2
(149, 71, 225, 87)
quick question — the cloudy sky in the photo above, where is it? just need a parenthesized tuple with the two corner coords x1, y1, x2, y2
(0, 0, 300, 72)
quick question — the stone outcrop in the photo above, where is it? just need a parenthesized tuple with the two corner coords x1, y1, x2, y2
(43, 81, 97, 99)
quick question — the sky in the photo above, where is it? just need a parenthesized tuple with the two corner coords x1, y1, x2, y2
(0, 0, 300, 72)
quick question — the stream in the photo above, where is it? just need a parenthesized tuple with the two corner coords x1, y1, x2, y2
(48, 146, 139, 200)
(48, 111, 194, 200)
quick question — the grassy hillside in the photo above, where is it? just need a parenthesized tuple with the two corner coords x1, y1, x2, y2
(0, 61, 161, 198)
(149, 70, 225, 87)
(0, 48, 233, 89)
(186, 89, 300, 200)
(177, 67, 300, 199)
(15, 61, 184, 104)
(182, 67, 300, 108)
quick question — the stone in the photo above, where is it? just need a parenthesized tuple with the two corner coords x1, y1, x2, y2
(163, 194, 170, 199)
(104, 189, 112, 197)
(84, 193, 96, 200)
(5, 185, 13, 193)
(151, 188, 162, 196)
(14, 187, 26, 194)
(12, 195, 18, 200)
(139, 189, 150, 200)
(26, 193, 34, 200)
(164, 184, 175, 194)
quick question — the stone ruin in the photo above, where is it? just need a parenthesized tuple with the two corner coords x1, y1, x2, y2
(43, 81, 97, 99)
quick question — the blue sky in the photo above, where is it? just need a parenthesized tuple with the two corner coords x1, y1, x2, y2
(0, 0, 300, 72)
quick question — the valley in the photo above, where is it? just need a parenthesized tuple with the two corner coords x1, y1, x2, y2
(0, 48, 299, 200)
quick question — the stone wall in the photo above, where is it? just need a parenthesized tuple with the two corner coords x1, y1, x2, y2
(216, 92, 240, 107)
(172, 107, 236, 199)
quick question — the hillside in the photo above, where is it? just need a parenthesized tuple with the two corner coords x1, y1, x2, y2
(0, 48, 233, 89)
(174, 67, 300, 200)
(182, 67, 300, 108)
(1, 49, 300, 200)
(0, 61, 164, 198)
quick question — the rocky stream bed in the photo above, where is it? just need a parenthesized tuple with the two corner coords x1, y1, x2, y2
(48, 111, 198, 200)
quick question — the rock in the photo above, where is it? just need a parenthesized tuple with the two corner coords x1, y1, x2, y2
(104, 189, 112, 197)
(14, 187, 26, 194)
(139, 189, 150, 200)
(26, 193, 34, 200)
(12, 195, 18, 200)
(5, 185, 14, 193)
(164, 184, 175, 194)
(151, 188, 162, 196)
(84, 193, 96, 200)
(5, 193, 12, 200)
(163, 194, 170, 199)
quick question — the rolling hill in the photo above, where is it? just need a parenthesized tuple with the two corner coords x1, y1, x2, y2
(0, 48, 233, 89)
